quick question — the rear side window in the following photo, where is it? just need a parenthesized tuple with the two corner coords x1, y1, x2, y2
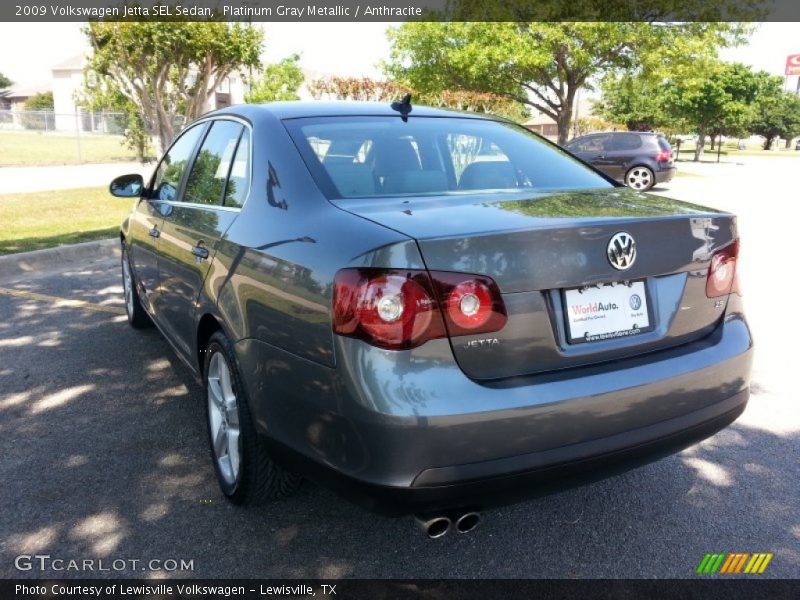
(285, 116, 612, 199)
(184, 120, 244, 206)
(611, 133, 643, 151)
(150, 124, 205, 201)
(224, 129, 250, 208)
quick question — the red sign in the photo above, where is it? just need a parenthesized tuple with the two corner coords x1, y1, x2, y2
(786, 54, 800, 76)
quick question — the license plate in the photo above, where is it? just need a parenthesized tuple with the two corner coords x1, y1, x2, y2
(563, 280, 652, 344)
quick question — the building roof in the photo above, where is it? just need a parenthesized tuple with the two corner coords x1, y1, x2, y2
(0, 83, 52, 99)
(52, 54, 86, 72)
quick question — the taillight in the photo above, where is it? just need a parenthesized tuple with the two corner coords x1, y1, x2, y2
(332, 268, 507, 350)
(706, 239, 740, 298)
(656, 149, 672, 162)
(433, 272, 508, 337)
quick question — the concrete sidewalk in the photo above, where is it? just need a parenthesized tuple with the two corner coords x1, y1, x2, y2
(0, 161, 153, 194)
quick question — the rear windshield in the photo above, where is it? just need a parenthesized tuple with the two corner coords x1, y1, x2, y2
(284, 116, 612, 199)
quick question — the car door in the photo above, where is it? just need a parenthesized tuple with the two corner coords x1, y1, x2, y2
(605, 133, 643, 179)
(129, 124, 205, 313)
(154, 119, 249, 360)
(567, 134, 615, 175)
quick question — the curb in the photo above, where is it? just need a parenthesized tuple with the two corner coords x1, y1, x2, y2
(0, 238, 120, 281)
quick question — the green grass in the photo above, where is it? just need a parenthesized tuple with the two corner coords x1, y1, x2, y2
(0, 187, 130, 255)
(0, 131, 145, 166)
(674, 142, 798, 159)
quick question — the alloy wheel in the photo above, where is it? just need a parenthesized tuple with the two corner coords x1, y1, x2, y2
(207, 352, 241, 485)
(626, 167, 653, 191)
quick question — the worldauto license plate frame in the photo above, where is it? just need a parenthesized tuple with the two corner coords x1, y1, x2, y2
(562, 280, 655, 344)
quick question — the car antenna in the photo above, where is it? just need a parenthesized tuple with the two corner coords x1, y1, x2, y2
(391, 94, 412, 122)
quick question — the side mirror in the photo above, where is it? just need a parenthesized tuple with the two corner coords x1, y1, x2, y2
(110, 174, 144, 198)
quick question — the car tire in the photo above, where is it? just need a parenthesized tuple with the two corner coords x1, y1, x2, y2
(121, 244, 151, 329)
(204, 331, 301, 505)
(625, 165, 655, 191)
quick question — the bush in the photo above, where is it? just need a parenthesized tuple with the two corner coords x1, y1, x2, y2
(21, 92, 55, 130)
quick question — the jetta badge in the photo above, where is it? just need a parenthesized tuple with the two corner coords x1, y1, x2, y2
(607, 232, 636, 270)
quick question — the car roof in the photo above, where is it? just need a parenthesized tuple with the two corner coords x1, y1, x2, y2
(205, 101, 504, 122)
(582, 131, 660, 137)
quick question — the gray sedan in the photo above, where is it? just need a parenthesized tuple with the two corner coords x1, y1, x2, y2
(110, 101, 752, 538)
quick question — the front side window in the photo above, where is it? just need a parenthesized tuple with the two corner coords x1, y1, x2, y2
(286, 116, 612, 199)
(184, 120, 244, 206)
(150, 124, 205, 201)
(568, 134, 611, 153)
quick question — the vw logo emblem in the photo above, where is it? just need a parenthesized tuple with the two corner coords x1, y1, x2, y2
(607, 232, 636, 270)
(629, 294, 642, 310)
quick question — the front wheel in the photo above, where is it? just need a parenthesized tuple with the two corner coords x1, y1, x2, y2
(625, 166, 655, 191)
(204, 331, 301, 505)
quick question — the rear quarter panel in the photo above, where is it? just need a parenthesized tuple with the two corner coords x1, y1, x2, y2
(203, 109, 418, 368)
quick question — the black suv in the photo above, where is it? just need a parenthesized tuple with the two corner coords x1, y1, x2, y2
(565, 132, 676, 191)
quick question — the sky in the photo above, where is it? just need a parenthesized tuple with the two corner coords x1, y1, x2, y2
(0, 21, 798, 89)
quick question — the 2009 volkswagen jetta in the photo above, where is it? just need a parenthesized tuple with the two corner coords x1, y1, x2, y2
(110, 101, 752, 537)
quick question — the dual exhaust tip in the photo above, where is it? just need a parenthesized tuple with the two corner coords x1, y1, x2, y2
(416, 511, 481, 538)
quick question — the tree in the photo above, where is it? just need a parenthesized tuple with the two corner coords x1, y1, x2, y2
(245, 54, 304, 103)
(0, 72, 12, 89)
(386, 18, 748, 144)
(78, 76, 152, 162)
(84, 20, 261, 153)
(309, 76, 528, 121)
(308, 76, 410, 102)
(595, 74, 670, 132)
(750, 88, 800, 149)
(665, 63, 767, 160)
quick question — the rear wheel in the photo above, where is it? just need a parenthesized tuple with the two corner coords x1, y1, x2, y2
(121, 245, 151, 328)
(625, 166, 655, 191)
(204, 331, 301, 505)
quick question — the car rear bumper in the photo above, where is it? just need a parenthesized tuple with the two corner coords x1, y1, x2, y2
(265, 391, 747, 515)
(237, 299, 752, 516)
(656, 165, 677, 183)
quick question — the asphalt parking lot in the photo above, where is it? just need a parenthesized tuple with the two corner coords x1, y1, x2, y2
(0, 155, 798, 579)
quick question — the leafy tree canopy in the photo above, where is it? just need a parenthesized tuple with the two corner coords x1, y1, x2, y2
(386, 19, 749, 144)
(85, 19, 262, 152)
(750, 87, 800, 149)
(0, 72, 12, 89)
(245, 54, 304, 103)
(665, 62, 776, 159)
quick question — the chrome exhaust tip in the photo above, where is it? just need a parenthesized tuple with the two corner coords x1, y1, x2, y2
(415, 515, 452, 539)
(454, 511, 481, 534)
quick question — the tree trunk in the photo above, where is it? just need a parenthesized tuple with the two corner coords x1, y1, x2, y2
(709, 135, 716, 150)
(556, 102, 573, 146)
(693, 131, 706, 162)
(763, 136, 773, 150)
(785, 138, 792, 149)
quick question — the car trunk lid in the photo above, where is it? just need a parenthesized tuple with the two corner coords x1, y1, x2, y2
(336, 188, 737, 379)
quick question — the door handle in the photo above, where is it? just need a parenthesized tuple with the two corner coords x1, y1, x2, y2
(148, 226, 160, 238)
(191, 242, 209, 260)
(596, 154, 606, 159)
